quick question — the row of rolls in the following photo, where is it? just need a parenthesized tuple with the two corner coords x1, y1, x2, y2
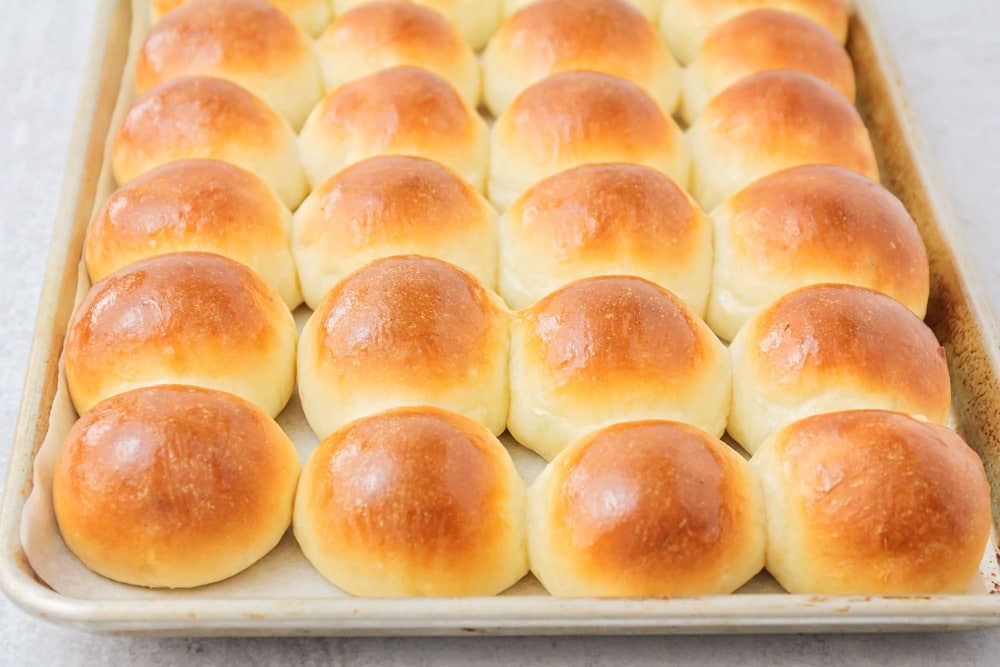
(52, 0, 993, 600)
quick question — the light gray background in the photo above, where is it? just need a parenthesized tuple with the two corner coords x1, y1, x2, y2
(2, 1, 999, 664)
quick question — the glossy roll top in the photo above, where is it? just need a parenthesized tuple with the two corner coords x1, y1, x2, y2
(707, 164, 929, 342)
(528, 420, 766, 596)
(489, 71, 690, 211)
(151, 0, 332, 37)
(53, 385, 301, 588)
(86, 159, 302, 309)
(728, 284, 951, 454)
(65, 252, 298, 418)
(751, 410, 991, 594)
(499, 163, 711, 313)
(298, 66, 489, 191)
(297, 255, 510, 440)
(482, 0, 680, 117)
(688, 69, 879, 211)
(294, 406, 528, 597)
(332, 0, 503, 50)
(508, 275, 731, 460)
(112, 75, 308, 208)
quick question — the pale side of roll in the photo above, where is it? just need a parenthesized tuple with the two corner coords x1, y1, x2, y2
(728, 284, 951, 455)
(294, 406, 528, 597)
(508, 275, 730, 460)
(528, 420, 765, 597)
(86, 159, 302, 310)
(499, 162, 711, 314)
(751, 410, 991, 595)
(53, 384, 301, 588)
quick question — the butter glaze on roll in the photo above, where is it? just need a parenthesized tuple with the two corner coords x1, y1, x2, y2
(528, 420, 765, 596)
(508, 275, 731, 461)
(489, 71, 690, 211)
(661, 0, 850, 65)
(751, 410, 991, 595)
(293, 156, 498, 310)
(65, 252, 297, 418)
(499, 163, 711, 313)
(728, 284, 951, 455)
(682, 9, 855, 125)
(297, 255, 509, 440)
(482, 0, 680, 117)
(152, 0, 332, 37)
(294, 406, 527, 597)
(298, 66, 489, 191)
(53, 385, 301, 588)
(318, 2, 479, 105)
(504, 0, 660, 23)
(687, 70, 879, 211)
(332, 0, 502, 51)
(707, 164, 929, 342)
(86, 159, 302, 309)
(112, 76, 308, 208)
(137, 0, 323, 130)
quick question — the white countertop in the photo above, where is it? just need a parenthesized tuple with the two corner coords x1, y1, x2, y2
(2, 1, 999, 663)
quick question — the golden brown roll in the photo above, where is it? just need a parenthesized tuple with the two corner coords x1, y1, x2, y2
(528, 420, 765, 596)
(661, 0, 850, 65)
(687, 70, 879, 212)
(707, 164, 929, 342)
(294, 406, 527, 597)
(681, 9, 855, 125)
(136, 0, 323, 130)
(297, 256, 509, 440)
(318, 2, 479, 105)
(298, 66, 489, 191)
(482, 0, 680, 117)
(751, 410, 991, 595)
(152, 0, 332, 37)
(64, 252, 298, 418)
(332, 0, 502, 50)
(728, 284, 951, 455)
(508, 276, 731, 461)
(112, 76, 308, 209)
(499, 163, 711, 313)
(504, 0, 660, 23)
(489, 71, 690, 211)
(292, 156, 498, 310)
(85, 159, 302, 310)
(53, 384, 301, 588)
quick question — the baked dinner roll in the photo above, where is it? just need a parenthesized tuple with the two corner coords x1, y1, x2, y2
(53, 384, 301, 589)
(293, 156, 498, 310)
(489, 71, 689, 211)
(294, 406, 527, 596)
(499, 163, 711, 313)
(504, 0, 660, 23)
(482, 0, 680, 117)
(707, 164, 929, 342)
(86, 159, 302, 310)
(318, 2, 479, 105)
(528, 420, 765, 596)
(64, 252, 297, 418)
(661, 0, 850, 65)
(298, 256, 509, 440)
(687, 70, 879, 211)
(752, 410, 991, 595)
(298, 66, 489, 191)
(152, 0, 332, 37)
(112, 76, 308, 209)
(728, 284, 951, 455)
(137, 0, 323, 130)
(508, 276, 730, 461)
(681, 9, 855, 125)
(332, 0, 502, 51)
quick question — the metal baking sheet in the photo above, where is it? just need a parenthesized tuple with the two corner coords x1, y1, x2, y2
(2, 0, 1000, 635)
